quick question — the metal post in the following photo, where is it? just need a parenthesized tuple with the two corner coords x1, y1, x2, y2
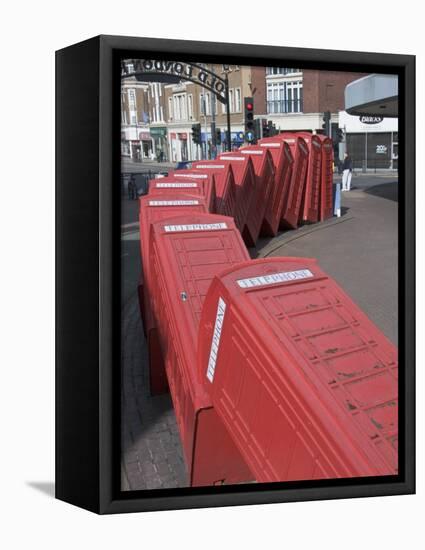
(225, 72, 231, 151)
(365, 128, 368, 173)
(210, 66, 217, 159)
(203, 95, 208, 160)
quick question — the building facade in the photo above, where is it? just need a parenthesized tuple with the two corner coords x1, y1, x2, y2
(121, 62, 267, 162)
(121, 73, 168, 161)
(261, 68, 370, 159)
(163, 64, 263, 161)
(338, 111, 398, 170)
(121, 61, 387, 165)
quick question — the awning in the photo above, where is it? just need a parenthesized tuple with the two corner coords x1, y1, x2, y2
(345, 74, 398, 118)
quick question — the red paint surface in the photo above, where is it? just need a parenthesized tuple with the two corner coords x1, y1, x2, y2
(138, 194, 208, 394)
(149, 212, 252, 485)
(199, 257, 398, 482)
(148, 174, 216, 212)
(259, 134, 309, 229)
(315, 135, 334, 220)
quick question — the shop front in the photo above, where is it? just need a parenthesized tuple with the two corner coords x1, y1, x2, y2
(139, 131, 154, 159)
(339, 112, 398, 171)
(150, 126, 168, 162)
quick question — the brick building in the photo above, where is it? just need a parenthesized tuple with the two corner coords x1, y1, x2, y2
(163, 64, 265, 161)
(260, 67, 368, 135)
(121, 60, 373, 163)
(121, 71, 168, 160)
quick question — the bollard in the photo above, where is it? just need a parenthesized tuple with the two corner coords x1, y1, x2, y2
(334, 182, 341, 217)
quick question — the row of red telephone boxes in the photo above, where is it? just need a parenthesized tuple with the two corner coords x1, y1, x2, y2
(170, 131, 333, 247)
(136, 133, 398, 488)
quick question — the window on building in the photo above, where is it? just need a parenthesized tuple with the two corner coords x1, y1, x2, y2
(173, 95, 179, 120)
(188, 94, 193, 119)
(127, 63, 134, 73)
(149, 83, 164, 123)
(172, 93, 188, 121)
(266, 81, 303, 114)
(266, 67, 301, 75)
(235, 88, 241, 112)
(121, 92, 126, 124)
(200, 93, 211, 116)
(211, 94, 217, 116)
(128, 89, 136, 110)
(168, 97, 173, 120)
(222, 88, 236, 114)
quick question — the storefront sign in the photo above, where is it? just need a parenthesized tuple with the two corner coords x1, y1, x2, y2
(139, 132, 151, 140)
(359, 116, 384, 124)
(150, 127, 167, 137)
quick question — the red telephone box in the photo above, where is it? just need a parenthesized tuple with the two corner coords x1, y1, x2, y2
(149, 212, 252, 486)
(185, 164, 238, 224)
(257, 140, 294, 235)
(148, 174, 216, 212)
(138, 194, 208, 394)
(289, 132, 323, 223)
(199, 257, 398, 482)
(259, 134, 309, 229)
(316, 135, 334, 220)
(216, 154, 258, 246)
(236, 146, 276, 238)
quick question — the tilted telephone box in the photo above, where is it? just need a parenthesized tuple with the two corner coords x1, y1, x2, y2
(182, 164, 238, 223)
(316, 135, 334, 221)
(149, 212, 252, 486)
(138, 194, 208, 394)
(257, 140, 294, 236)
(289, 132, 323, 223)
(198, 257, 398, 483)
(260, 134, 309, 229)
(238, 146, 277, 237)
(216, 154, 258, 246)
(148, 174, 216, 212)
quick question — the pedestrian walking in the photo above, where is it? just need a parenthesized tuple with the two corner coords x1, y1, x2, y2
(342, 153, 353, 191)
(128, 176, 137, 200)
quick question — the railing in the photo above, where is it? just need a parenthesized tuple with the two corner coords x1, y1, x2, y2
(266, 99, 303, 114)
(336, 159, 398, 174)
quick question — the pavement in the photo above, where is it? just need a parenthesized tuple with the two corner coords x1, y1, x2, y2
(120, 173, 398, 491)
(122, 157, 176, 173)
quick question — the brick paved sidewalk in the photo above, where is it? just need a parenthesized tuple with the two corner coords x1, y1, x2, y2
(121, 294, 188, 490)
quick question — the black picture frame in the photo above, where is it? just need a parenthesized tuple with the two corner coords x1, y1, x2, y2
(56, 34, 415, 514)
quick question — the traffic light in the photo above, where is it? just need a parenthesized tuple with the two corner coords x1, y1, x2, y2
(322, 111, 331, 136)
(192, 123, 201, 145)
(267, 120, 278, 137)
(337, 128, 344, 142)
(262, 119, 269, 138)
(216, 128, 221, 145)
(244, 97, 255, 142)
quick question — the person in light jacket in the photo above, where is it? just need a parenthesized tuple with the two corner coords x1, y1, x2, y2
(342, 153, 353, 191)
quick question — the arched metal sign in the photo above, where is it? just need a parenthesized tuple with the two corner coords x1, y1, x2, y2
(121, 59, 228, 103)
(121, 59, 232, 151)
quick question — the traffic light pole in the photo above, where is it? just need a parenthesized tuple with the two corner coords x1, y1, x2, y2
(225, 72, 231, 151)
(208, 66, 216, 158)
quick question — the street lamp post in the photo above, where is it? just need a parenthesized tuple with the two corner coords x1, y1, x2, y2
(224, 71, 231, 151)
